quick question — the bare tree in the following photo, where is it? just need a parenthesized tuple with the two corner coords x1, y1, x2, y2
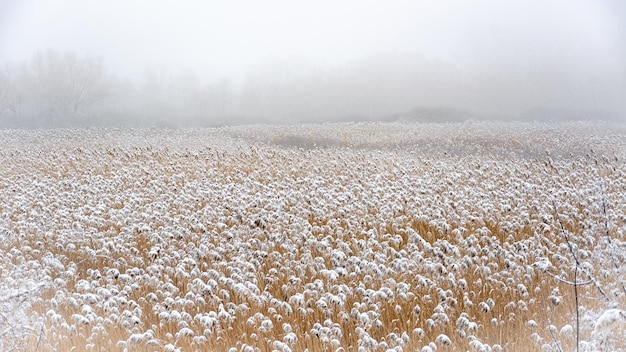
(29, 49, 110, 116)
(0, 63, 28, 116)
(0, 69, 9, 115)
(65, 52, 110, 113)
(0, 67, 7, 116)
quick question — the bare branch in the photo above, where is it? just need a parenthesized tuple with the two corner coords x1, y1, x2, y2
(544, 270, 592, 286)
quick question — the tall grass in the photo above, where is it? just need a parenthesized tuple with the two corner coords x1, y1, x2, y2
(1, 122, 625, 351)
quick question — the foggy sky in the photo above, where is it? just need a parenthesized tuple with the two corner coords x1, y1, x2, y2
(1, 0, 625, 121)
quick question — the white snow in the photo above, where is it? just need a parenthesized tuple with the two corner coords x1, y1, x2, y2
(1, 123, 625, 351)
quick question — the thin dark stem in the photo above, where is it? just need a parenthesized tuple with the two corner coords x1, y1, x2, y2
(36, 317, 46, 350)
(599, 181, 626, 296)
(547, 318, 564, 352)
(574, 265, 579, 352)
(553, 202, 609, 301)
(553, 201, 581, 352)
(600, 182, 612, 244)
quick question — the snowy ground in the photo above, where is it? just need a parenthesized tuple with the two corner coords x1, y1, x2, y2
(1, 122, 625, 351)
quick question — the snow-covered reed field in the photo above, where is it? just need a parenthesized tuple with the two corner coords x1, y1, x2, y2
(1, 122, 625, 352)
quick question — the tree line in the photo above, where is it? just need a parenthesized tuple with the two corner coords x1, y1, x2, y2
(0, 49, 237, 127)
(1, 48, 624, 128)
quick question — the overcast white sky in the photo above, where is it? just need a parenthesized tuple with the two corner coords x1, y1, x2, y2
(0, 0, 624, 82)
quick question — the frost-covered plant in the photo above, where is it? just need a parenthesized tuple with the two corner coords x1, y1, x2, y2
(0, 229, 50, 352)
(1, 123, 625, 351)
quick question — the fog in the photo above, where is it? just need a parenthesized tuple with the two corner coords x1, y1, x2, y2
(1, 0, 625, 127)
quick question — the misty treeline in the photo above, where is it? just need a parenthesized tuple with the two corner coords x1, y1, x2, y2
(1, 48, 624, 127)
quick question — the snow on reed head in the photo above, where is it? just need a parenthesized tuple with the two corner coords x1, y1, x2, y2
(1, 122, 625, 351)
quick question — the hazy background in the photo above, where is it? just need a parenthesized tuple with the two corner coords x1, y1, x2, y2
(1, 0, 625, 127)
